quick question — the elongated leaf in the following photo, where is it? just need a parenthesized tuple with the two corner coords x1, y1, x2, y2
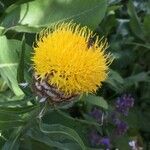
(0, 78, 8, 92)
(0, 105, 38, 114)
(56, 109, 102, 128)
(0, 36, 23, 97)
(125, 42, 150, 50)
(143, 14, 150, 42)
(0, 97, 33, 107)
(2, 127, 23, 150)
(2, 0, 107, 30)
(0, 120, 24, 130)
(124, 72, 150, 86)
(82, 94, 108, 109)
(17, 34, 26, 83)
(27, 128, 79, 150)
(127, 0, 145, 41)
(0, 36, 32, 97)
(0, 111, 23, 120)
(0, 111, 25, 130)
(106, 69, 124, 92)
(4, 25, 42, 33)
(43, 109, 102, 147)
(0, 26, 5, 35)
(39, 122, 86, 150)
(0, 114, 25, 130)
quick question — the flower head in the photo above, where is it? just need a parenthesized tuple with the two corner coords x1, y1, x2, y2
(115, 94, 134, 116)
(32, 22, 112, 96)
(100, 137, 111, 149)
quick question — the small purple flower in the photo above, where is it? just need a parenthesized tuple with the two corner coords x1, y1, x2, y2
(88, 130, 111, 149)
(88, 130, 101, 146)
(115, 120, 128, 135)
(100, 137, 110, 149)
(115, 94, 134, 116)
(89, 107, 103, 123)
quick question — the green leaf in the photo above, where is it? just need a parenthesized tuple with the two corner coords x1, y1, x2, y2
(0, 36, 32, 97)
(107, 69, 124, 83)
(0, 105, 38, 114)
(39, 122, 86, 150)
(138, 109, 150, 132)
(0, 36, 24, 97)
(82, 94, 108, 109)
(27, 128, 80, 150)
(0, 78, 8, 92)
(127, 0, 145, 41)
(105, 69, 124, 93)
(143, 14, 150, 42)
(0, 111, 22, 121)
(0, 97, 33, 107)
(43, 109, 102, 146)
(125, 42, 150, 50)
(2, 127, 23, 150)
(4, 25, 42, 34)
(125, 108, 139, 129)
(0, 111, 25, 130)
(0, 26, 5, 35)
(2, 0, 107, 30)
(124, 72, 150, 86)
(114, 135, 130, 150)
(0, 120, 24, 130)
(17, 34, 26, 83)
(0, 0, 34, 26)
(56, 109, 102, 128)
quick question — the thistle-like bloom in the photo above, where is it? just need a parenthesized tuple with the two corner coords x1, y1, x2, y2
(32, 22, 112, 97)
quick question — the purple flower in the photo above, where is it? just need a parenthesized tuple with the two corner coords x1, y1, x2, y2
(88, 130, 111, 149)
(115, 94, 134, 116)
(100, 137, 110, 149)
(115, 120, 128, 135)
(89, 107, 103, 123)
(88, 130, 101, 146)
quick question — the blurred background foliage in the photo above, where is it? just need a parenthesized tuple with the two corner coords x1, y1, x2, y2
(0, 0, 149, 149)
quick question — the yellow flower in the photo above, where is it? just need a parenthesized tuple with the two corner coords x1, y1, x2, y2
(32, 22, 112, 96)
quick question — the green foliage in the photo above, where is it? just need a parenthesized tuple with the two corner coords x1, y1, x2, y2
(81, 94, 108, 109)
(0, 36, 24, 97)
(1, 0, 107, 32)
(0, 0, 150, 149)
